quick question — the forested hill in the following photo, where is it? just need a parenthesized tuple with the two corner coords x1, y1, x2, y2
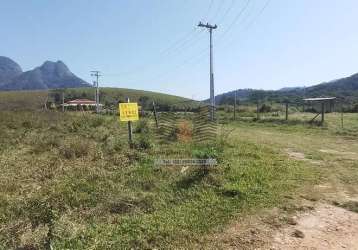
(214, 72, 358, 105)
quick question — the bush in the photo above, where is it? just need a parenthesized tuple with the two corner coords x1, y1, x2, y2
(134, 120, 150, 134)
(89, 116, 105, 128)
(176, 120, 193, 143)
(134, 135, 153, 150)
(192, 146, 219, 159)
(104, 135, 124, 153)
(60, 140, 93, 159)
(32, 134, 61, 154)
(259, 104, 272, 113)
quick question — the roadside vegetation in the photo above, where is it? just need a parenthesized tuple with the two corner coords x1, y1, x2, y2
(1, 92, 358, 249)
(0, 109, 319, 249)
(0, 88, 200, 112)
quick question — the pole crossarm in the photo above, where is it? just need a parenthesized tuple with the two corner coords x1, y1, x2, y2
(198, 22, 218, 30)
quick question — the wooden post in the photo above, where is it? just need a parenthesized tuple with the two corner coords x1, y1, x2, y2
(127, 98, 133, 147)
(152, 101, 159, 128)
(285, 102, 289, 121)
(321, 102, 325, 123)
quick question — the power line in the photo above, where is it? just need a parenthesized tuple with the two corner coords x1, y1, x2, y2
(209, 0, 224, 23)
(217, 0, 251, 41)
(201, 0, 215, 22)
(104, 1, 252, 88)
(104, 1, 219, 79)
(218, 0, 271, 49)
(217, 0, 236, 25)
(242, 0, 271, 31)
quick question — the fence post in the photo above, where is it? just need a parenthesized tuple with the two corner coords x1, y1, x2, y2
(152, 101, 159, 128)
(127, 98, 133, 147)
(321, 102, 325, 123)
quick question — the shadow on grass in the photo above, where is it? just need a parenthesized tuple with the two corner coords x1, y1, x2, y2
(176, 168, 210, 189)
(234, 117, 324, 127)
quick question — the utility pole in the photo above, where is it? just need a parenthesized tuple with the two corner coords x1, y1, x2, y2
(303, 86, 306, 112)
(126, 97, 133, 147)
(91, 71, 101, 113)
(234, 90, 237, 120)
(62, 91, 65, 112)
(152, 101, 159, 128)
(198, 22, 217, 121)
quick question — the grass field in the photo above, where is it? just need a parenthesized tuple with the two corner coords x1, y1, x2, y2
(0, 110, 357, 249)
(0, 88, 199, 111)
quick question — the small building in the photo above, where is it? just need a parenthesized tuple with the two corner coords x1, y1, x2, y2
(303, 97, 336, 123)
(62, 99, 103, 110)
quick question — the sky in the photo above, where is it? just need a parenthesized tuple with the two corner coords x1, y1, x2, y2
(1, 0, 358, 100)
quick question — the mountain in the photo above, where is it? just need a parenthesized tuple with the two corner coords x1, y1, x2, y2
(278, 87, 304, 92)
(214, 89, 256, 105)
(0, 58, 89, 90)
(0, 56, 23, 87)
(214, 72, 358, 105)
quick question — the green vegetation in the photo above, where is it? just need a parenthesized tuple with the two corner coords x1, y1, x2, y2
(0, 90, 48, 110)
(1, 100, 358, 249)
(50, 87, 200, 111)
(0, 87, 200, 112)
(0, 110, 318, 249)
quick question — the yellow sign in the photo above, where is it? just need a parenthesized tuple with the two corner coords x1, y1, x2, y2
(119, 103, 139, 121)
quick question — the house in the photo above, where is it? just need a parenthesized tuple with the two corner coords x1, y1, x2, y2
(61, 99, 103, 110)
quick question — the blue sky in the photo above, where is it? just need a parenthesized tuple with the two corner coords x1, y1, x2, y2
(1, 0, 358, 99)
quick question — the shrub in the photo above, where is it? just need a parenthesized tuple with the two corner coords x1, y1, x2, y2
(192, 146, 219, 159)
(259, 104, 272, 113)
(134, 119, 150, 134)
(176, 120, 193, 143)
(60, 140, 92, 159)
(134, 135, 153, 150)
(32, 134, 61, 154)
(89, 116, 105, 128)
(104, 135, 124, 153)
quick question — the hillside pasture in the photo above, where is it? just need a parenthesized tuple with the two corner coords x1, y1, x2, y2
(0, 88, 201, 112)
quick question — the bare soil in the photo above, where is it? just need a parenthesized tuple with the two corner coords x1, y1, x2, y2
(271, 203, 358, 250)
(207, 126, 358, 250)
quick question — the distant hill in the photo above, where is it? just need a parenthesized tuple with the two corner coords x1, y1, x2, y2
(214, 89, 256, 105)
(0, 56, 23, 87)
(0, 87, 199, 111)
(0, 57, 89, 90)
(214, 72, 358, 105)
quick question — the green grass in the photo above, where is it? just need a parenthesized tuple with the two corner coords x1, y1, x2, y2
(0, 87, 200, 112)
(0, 90, 48, 110)
(0, 111, 316, 249)
(58, 87, 200, 110)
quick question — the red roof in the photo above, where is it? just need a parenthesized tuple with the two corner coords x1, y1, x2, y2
(66, 99, 96, 105)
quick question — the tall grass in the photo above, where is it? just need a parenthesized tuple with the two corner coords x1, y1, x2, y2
(0, 111, 317, 249)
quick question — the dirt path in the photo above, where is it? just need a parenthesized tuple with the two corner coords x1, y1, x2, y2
(216, 126, 358, 250)
(271, 203, 358, 250)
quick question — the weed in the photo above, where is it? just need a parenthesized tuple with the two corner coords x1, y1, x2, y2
(134, 119, 150, 134)
(134, 135, 153, 150)
(339, 201, 358, 213)
(59, 139, 93, 159)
